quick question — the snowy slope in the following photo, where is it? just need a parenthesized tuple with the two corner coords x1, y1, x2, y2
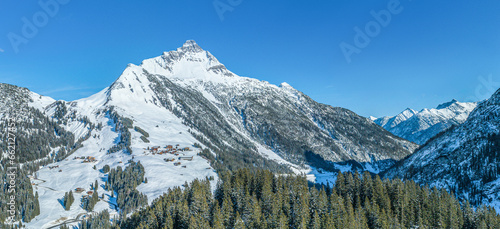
(24, 88, 219, 228)
(374, 100, 477, 144)
(2, 40, 421, 227)
(383, 90, 500, 211)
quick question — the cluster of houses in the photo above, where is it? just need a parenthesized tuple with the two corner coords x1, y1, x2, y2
(145, 144, 191, 156)
(75, 188, 95, 197)
(179, 156, 193, 161)
(73, 156, 97, 163)
(165, 156, 194, 167)
(143, 144, 195, 168)
(48, 165, 63, 172)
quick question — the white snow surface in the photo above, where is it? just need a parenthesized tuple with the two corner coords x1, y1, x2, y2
(28, 91, 55, 111)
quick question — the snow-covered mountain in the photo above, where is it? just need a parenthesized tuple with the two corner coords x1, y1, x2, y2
(113, 40, 418, 167)
(1, 40, 419, 228)
(383, 90, 500, 211)
(373, 100, 477, 144)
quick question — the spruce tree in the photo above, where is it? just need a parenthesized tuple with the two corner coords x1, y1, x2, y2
(34, 191, 40, 216)
(250, 198, 263, 229)
(211, 202, 224, 229)
(310, 211, 321, 229)
(164, 213, 174, 229)
(278, 212, 289, 229)
(64, 192, 69, 210)
(221, 194, 234, 228)
(234, 212, 246, 229)
(92, 190, 99, 204)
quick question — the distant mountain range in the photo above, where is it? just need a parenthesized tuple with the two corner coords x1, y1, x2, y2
(372, 100, 477, 145)
(383, 89, 500, 210)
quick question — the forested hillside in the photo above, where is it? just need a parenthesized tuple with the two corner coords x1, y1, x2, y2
(80, 169, 500, 229)
(0, 84, 76, 225)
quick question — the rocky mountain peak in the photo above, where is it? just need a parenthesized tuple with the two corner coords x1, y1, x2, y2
(436, 99, 459, 109)
(134, 40, 234, 80)
(179, 40, 204, 53)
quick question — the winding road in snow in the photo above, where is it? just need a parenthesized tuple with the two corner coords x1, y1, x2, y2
(44, 212, 91, 229)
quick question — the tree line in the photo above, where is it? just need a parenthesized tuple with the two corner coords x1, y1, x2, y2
(81, 168, 499, 229)
(107, 107, 133, 154)
(106, 161, 148, 216)
(0, 167, 40, 228)
(63, 190, 75, 210)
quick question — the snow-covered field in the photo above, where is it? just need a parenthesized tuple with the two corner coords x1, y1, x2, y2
(306, 167, 337, 186)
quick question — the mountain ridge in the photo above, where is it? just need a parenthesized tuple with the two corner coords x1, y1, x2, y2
(373, 99, 477, 144)
(383, 89, 500, 211)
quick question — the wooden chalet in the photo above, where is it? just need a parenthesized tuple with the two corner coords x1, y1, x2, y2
(179, 156, 193, 161)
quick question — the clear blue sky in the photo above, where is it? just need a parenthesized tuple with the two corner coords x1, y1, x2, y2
(1, 0, 499, 117)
